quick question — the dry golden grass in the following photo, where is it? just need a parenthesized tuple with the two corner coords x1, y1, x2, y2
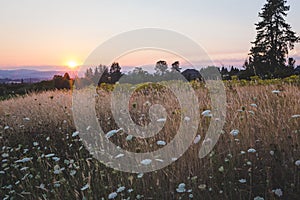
(0, 83, 299, 199)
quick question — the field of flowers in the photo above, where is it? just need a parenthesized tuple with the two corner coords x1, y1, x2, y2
(0, 81, 300, 199)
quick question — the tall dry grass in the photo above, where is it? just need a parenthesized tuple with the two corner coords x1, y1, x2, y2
(0, 83, 299, 199)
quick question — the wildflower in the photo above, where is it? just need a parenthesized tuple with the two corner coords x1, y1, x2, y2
(240, 151, 246, 155)
(270, 151, 275, 156)
(137, 173, 144, 178)
(248, 148, 256, 153)
(106, 128, 123, 139)
(184, 116, 191, 121)
(218, 166, 224, 173)
(140, 159, 152, 165)
(295, 160, 300, 166)
(4, 126, 9, 130)
(126, 135, 133, 141)
(33, 142, 39, 146)
(81, 183, 89, 191)
(2, 153, 9, 158)
(239, 179, 247, 183)
(201, 110, 212, 117)
(230, 129, 239, 136)
(72, 131, 79, 137)
(176, 183, 186, 193)
(157, 118, 166, 122)
(20, 167, 29, 171)
(108, 192, 117, 199)
(250, 103, 258, 107)
(115, 154, 125, 159)
(171, 157, 178, 161)
(127, 189, 134, 193)
(291, 114, 300, 118)
(136, 194, 144, 199)
(193, 135, 201, 144)
(70, 170, 76, 176)
(189, 194, 193, 198)
(156, 140, 166, 146)
(254, 196, 264, 200)
(52, 157, 60, 162)
(117, 186, 125, 193)
(272, 188, 283, 197)
(272, 90, 280, 94)
(23, 117, 30, 121)
(53, 165, 64, 174)
(45, 153, 55, 158)
(15, 157, 33, 163)
(248, 111, 255, 115)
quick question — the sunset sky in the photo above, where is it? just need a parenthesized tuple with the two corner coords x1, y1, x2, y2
(1, 0, 300, 71)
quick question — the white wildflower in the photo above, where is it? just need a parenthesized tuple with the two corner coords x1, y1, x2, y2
(201, 110, 212, 117)
(81, 183, 89, 191)
(239, 179, 246, 183)
(140, 159, 152, 165)
(126, 135, 133, 141)
(193, 135, 201, 144)
(272, 188, 283, 197)
(15, 157, 33, 163)
(250, 103, 258, 108)
(108, 192, 118, 199)
(106, 128, 123, 139)
(157, 118, 166, 122)
(117, 186, 125, 193)
(295, 160, 300, 166)
(230, 129, 239, 137)
(184, 116, 191, 121)
(72, 131, 79, 137)
(248, 148, 256, 153)
(137, 173, 144, 178)
(45, 153, 55, 158)
(254, 196, 264, 200)
(115, 154, 124, 159)
(291, 114, 300, 118)
(156, 140, 166, 146)
(176, 183, 186, 193)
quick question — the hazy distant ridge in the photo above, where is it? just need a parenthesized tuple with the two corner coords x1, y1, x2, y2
(0, 69, 65, 80)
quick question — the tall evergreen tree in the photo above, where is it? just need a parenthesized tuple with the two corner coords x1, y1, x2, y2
(249, 0, 299, 78)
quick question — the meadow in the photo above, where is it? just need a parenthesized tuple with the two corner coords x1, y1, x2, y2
(0, 80, 300, 200)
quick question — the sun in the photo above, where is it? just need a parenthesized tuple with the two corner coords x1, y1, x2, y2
(67, 61, 78, 69)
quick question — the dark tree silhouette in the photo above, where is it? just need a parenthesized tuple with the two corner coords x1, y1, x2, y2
(109, 62, 122, 84)
(53, 73, 73, 89)
(248, 0, 300, 78)
(171, 61, 181, 72)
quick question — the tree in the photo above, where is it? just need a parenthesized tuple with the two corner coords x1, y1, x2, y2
(109, 62, 122, 84)
(84, 68, 94, 79)
(171, 61, 181, 72)
(155, 60, 168, 76)
(248, 0, 299, 78)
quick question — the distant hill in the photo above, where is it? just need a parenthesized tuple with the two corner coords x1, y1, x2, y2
(0, 69, 66, 80)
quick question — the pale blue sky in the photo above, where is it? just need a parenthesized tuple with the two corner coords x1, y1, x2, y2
(0, 0, 299, 70)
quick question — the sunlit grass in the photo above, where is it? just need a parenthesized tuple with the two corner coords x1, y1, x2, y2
(0, 82, 299, 199)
